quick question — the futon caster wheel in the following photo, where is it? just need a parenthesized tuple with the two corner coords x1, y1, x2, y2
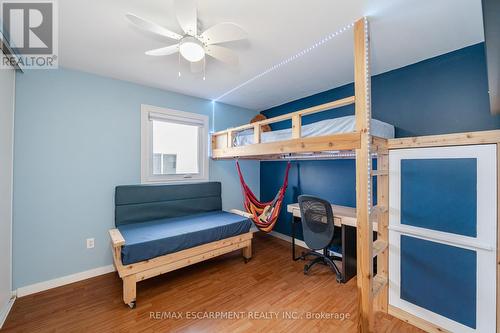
(127, 301, 136, 309)
(244, 258, 251, 264)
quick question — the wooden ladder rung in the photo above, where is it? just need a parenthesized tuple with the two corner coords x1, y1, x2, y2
(372, 239, 388, 258)
(372, 275, 388, 296)
(371, 170, 388, 176)
(370, 147, 389, 155)
(370, 205, 387, 220)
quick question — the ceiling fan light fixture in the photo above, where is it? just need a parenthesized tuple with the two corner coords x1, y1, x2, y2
(179, 37, 205, 62)
(128, 0, 247, 77)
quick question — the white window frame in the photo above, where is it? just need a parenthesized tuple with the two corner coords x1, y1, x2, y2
(141, 104, 209, 184)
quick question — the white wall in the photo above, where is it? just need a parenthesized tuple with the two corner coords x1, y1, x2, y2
(0, 65, 15, 324)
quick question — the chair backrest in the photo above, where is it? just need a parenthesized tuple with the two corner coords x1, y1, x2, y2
(298, 195, 335, 250)
(115, 182, 222, 226)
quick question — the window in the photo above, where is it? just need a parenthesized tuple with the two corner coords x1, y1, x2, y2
(153, 153, 177, 175)
(141, 105, 209, 183)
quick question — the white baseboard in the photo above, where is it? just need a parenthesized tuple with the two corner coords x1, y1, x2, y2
(253, 227, 310, 251)
(268, 230, 309, 249)
(16, 265, 115, 298)
(267, 230, 342, 257)
(0, 293, 16, 329)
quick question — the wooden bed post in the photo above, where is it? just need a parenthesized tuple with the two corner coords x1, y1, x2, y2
(353, 18, 390, 331)
(354, 17, 374, 333)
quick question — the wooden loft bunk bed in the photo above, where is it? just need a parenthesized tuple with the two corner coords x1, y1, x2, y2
(211, 18, 389, 333)
(211, 95, 390, 160)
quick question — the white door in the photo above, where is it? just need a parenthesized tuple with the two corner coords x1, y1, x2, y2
(389, 145, 497, 333)
(0, 63, 15, 326)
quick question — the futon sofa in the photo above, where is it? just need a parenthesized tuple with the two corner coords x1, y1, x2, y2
(108, 182, 253, 308)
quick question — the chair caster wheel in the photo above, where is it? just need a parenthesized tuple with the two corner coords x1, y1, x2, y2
(128, 301, 136, 309)
(336, 277, 342, 283)
(303, 266, 310, 275)
(244, 258, 251, 264)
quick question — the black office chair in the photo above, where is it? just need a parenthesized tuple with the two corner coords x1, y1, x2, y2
(298, 195, 342, 282)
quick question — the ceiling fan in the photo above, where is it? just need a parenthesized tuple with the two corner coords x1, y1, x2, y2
(126, 0, 247, 79)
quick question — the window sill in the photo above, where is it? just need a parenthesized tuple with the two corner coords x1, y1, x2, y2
(141, 176, 210, 185)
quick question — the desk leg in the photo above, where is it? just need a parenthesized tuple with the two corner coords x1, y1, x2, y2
(341, 224, 357, 283)
(291, 216, 304, 261)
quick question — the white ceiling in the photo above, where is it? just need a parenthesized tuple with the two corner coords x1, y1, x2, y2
(59, 0, 484, 110)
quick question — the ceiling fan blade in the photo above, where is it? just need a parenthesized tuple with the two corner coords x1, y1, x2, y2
(126, 13, 182, 41)
(190, 60, 203, 73)
(145, 45, 179, 56)
(200, 23, 247, 45)
(174, 0, 197, 36)
(205, 45, 238, 66)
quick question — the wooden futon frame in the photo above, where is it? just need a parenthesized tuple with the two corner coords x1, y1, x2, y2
(109, 228, 253, 308)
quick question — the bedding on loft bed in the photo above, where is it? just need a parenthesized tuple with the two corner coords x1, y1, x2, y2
(233, 115, 395, 147)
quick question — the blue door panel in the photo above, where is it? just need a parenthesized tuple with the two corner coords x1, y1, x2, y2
(401, 158, 477, 237)
(401, 235, 477, 329)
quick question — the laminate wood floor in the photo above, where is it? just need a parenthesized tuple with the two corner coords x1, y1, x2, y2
(3, 233, 423, 333)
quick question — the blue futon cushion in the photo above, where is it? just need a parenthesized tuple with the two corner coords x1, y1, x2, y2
(118, 211, 252, 265)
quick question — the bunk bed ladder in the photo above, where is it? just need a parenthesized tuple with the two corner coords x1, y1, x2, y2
(354, 17, 390, 332)
(372, 153, 389, 312)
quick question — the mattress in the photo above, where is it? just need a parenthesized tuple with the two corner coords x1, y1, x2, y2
(118, 211, 252, 265)
(234, 115, 395, 146)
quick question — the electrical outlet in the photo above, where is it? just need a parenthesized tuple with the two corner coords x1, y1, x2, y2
(86, 238, 95, 249)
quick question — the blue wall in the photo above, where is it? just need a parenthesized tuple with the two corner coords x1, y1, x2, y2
(261, 43, 500, 237)
(13, 68, 259, 289)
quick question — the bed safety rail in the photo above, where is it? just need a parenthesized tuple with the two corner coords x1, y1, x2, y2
(211, 96, 359, 159)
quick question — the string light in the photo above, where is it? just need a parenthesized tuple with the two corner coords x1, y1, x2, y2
(213, 21, 355, 102)
(361, 17, 373, 213)
(269, 150, 379, 161)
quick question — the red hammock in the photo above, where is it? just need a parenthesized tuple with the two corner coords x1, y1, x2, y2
(236, 160, 291, 233)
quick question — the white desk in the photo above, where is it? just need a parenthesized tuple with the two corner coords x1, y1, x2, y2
(287, 202, 378, 283)
(287, 203, 377, 231)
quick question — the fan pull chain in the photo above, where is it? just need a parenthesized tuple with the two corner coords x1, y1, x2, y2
(178, 52, 181, 78)
(203, 56, 206, 81)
